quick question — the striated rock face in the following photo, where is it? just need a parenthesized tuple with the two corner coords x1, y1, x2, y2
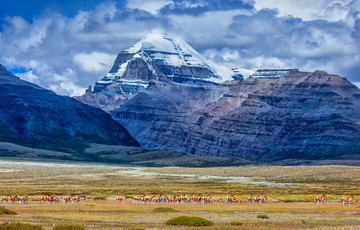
(76, 33, 240, 111)
(0, 64, 139, 153)
(112, 70, 360, 161)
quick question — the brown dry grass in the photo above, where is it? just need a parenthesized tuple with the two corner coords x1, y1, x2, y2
(0, 159, 360, 229)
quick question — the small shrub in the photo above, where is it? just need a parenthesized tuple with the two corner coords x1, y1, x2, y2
(92, 196, 107, 200)
(166, 216, 213, 226)
(54, 225, 85, 230)
(230, 221, 243, 226)
(153, 207, 178, 213)
(0, 207, 17, 215)
(0, 222, 42, 230)
(257, 214, 269, 219)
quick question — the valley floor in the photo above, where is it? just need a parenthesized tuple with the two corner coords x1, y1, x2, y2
(1, 159, 360, 229)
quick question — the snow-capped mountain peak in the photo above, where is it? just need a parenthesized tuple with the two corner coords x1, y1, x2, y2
(77, 33, 243, 111)
(97, 33, 238, 91)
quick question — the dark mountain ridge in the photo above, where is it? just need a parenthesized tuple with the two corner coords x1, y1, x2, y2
(0, 64, 139, 155)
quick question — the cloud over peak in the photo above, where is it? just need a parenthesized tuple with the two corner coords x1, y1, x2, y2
(0, 0, 359, 96)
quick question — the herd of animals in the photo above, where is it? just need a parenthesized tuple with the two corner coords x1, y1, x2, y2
(1, 194, 355, 206)
(1, 195, 86, 204)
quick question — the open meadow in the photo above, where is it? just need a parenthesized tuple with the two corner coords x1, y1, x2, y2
(1, 159, 360, 229)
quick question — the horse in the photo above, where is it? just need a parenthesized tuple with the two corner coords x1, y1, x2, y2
(2, 195, 11, 204)
(10, 195, 18, 203)
(226, 195, 241, 204)
(41, 195, 59, 204)
(341, 195, 354, 206)
(203, 195, 211, 204)
(226, 196, 234, 203)
(17, 196, 28, 204)
(40, 196, 49, 204)
(116, 196, 127, 203)
(254, 196, 261, 203)
(259, 195, 268, 203)
(62, 196, 72, 204)
(316, 194, 326, 205)
(248, 195, 254, 203)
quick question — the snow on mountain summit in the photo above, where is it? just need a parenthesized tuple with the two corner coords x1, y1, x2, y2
(76, 34, 243, 111)
(94, 34, 239, 93)
(125, 33, 211, 67)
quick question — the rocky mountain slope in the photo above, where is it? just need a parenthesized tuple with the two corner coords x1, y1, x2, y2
(75, 33, 240, 111)
(112, 70, 360, 161)
(0, 64, 139, 154)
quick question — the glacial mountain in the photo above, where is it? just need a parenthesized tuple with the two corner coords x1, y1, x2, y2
(112, 70, 360, 161)
(75, 33, 240, 111)
(0, 64, 139, 155)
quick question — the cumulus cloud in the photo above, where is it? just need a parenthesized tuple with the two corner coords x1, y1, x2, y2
(254, 0, 355, 21)
(0, 0, 359, 96)
(16, 69, 39, 84)
(73, 52, 115, 73)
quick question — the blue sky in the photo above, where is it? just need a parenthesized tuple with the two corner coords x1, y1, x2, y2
(0, 0, 359, 95)
(0, 0, 127, 22)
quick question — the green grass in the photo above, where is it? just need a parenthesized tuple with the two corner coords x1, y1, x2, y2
(53, 225, 85, 230)
(0, 159, 360, 229)
(257, 214, 270, 219)
(230, 221, 243, 226)
(0, 223, 42, 230)
(0, 207, 17, 215)
(166, 216, 214, 226)
(153, 207, 178, 213)
(92, 196, 107, 200)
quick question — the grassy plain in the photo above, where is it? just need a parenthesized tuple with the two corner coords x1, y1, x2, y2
(1, 159, 360, 229)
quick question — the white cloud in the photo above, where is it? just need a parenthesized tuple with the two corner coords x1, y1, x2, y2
(169, 9, 251, 46)
(0, 0, 359, 97)
(16, 69, 39, 84)
(126, 0, 172, 14)
(290, 28, 357, 58)
(73, 52, 115, 73)
(254, 0, 353, 21)
(48, 68, 85, 96)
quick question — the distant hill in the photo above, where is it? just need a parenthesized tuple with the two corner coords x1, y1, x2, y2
(0, 64, 139, 156)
